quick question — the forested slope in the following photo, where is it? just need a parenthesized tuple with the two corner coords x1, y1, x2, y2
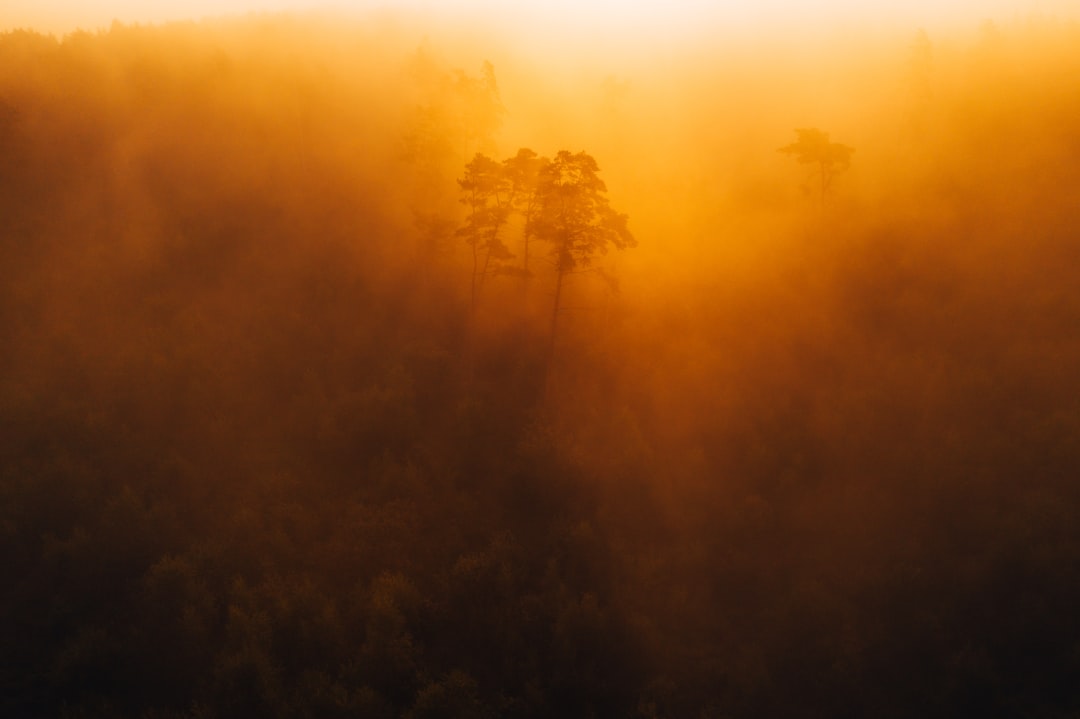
(2, 16, 1080, 718)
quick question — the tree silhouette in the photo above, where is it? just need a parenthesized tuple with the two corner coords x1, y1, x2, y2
(456, 153, 514, 310)
(531, 150, 635, 373)
(501, 147, 545, 290)
(779, 128, 853, 205)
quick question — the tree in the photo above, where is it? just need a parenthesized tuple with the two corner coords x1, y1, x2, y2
(501, 148, 545, 290)
(778, 128, 853, 205)
(453, 61, 505, 163)
(456, 153, 514, 311)
(531, 151, 635, 371)
(403, 56, 505, 194)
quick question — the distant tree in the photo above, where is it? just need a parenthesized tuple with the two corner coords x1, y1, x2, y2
(412, 210, 457, 293)
(456, 153, 514, 310)
(501, 147, 545, 289)
(453, 61, 505, 163)
(778, 128, 853, 205)
(531, 151, 635, 372)
(403, 56, 505, 190)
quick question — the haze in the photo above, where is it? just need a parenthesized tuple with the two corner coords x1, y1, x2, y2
(5, 0, 1079, 37)
(3, 1, 1080, 718)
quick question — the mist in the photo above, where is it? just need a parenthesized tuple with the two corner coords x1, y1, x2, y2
(3, 7, 1080, 718)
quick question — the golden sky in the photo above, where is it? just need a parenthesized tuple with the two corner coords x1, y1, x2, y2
(3, 0, 1078, 36)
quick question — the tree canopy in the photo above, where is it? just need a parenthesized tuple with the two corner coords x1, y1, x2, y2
(779, 127, 854, 204)
(531, 150, 635, 273)
(456, 152, 514, 308)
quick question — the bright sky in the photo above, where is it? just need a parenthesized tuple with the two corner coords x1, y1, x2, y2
(2, 0, 1078, 36)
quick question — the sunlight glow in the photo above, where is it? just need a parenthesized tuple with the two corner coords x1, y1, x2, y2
(3, 0, 1078, 35)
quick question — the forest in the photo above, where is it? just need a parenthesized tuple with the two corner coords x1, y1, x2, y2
(2, 10, 1080, 718)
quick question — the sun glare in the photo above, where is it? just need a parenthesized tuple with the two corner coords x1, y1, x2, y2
(3, 0, 1077, 36)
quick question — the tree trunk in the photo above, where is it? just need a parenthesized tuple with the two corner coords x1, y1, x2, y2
(548, 263, 565, 363)
(478, 197, 506, 294)
(470, 235, 478, 312)
(544, 238, 568, 398)
(478, 221, 502, 292)
(521, 230, 531, 299)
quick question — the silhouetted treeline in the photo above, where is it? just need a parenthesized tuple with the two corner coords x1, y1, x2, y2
(2, 14, 1080, 719)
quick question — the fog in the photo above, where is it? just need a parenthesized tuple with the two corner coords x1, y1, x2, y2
(2, 8, 1080, 718)
(6, 0, 1078, 38)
